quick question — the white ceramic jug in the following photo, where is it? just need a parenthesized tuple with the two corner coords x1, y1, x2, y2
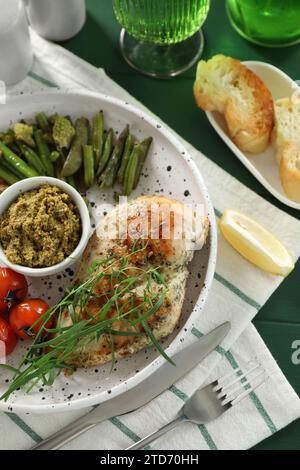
(25, 0, 86, 42)
(0, 0, 33, 85)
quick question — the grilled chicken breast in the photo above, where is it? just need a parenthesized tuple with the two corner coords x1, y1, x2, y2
(59, 196, 209, 367)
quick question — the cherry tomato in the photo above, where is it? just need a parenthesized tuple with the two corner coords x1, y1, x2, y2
(0, 268, 28, 315)
(0, 317, 17, 356)
(9, 299, 51, 340)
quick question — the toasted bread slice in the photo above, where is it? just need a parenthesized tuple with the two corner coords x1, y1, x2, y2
(273, 97, 300, 161)
(193, 54, 274, 153)
(279, 142, 300, 203)
(58, 196, 209, 367)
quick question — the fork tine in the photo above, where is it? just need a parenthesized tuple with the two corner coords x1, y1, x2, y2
(216, 363, 261, 394)
(212, 367, 242, 392)
(229, 374, 267, 406)
(212, 359, 260, 391)
(221, 368, 266, 406)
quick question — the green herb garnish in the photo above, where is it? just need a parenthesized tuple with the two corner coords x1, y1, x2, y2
(0, 244, 172, 401)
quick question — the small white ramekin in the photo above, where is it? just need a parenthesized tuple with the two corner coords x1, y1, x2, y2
(0, 176, 91, 277)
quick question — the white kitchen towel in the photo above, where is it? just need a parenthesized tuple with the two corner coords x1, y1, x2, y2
(0, 30, 299, 450)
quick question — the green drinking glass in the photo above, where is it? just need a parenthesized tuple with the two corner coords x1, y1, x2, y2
(112, 0, 211, 78)
(227, 0, 300, 47)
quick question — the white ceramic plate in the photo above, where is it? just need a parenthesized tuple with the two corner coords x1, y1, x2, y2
(206, 61, 300, 210)
(0, 91, 217, 414)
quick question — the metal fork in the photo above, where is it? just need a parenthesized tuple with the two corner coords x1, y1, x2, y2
(126, 363, 266, 450)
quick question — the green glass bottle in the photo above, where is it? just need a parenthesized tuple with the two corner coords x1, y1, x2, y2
(112, 0, 211, 78)
(227, 0, 300, 47)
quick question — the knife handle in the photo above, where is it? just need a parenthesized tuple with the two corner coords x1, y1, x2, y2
(126, 415, 185, 450)
(31, 417, 97, 450)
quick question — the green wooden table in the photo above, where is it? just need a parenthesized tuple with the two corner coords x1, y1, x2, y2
(63, 0, 300, 450)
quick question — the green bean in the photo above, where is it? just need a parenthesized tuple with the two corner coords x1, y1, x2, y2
(113, 192, 121, 203)
(122, 148, 139, 196)
(36, 112, 50, 132)
(18, 142, 45, 175)
(117, 134, 134, 184)
(1, 159, 24, 179)
(66, 175, 77, 189)
(54, 148, 66, 181)
(34, 129, 54, 176)
(83, 145, 95, 189)
(55, 161, 67, 183)
(92, 111, 104, 170)
(8, 143, 22, 157)
(0, 161, 20, 185)
(55, 165, 64, 180)
(99, 166, 114, 189)
(61, 118, 89, 177)
(133, 137, 152, 189)
(122, 138, 152, 195)
(49, 151, 61, 163)
(0, 141, 38, 178)
(96, 128, 113, 176)
(99, 126, 129, 188)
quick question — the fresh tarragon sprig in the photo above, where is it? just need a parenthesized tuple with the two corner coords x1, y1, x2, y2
(0, 243, 170, 401)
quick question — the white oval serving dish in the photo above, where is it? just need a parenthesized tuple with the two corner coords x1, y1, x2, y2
(0, 90, 217, 414)
(206, 61, 300, 210)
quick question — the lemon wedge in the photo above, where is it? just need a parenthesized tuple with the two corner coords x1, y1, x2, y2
(219, 209, 294, 276)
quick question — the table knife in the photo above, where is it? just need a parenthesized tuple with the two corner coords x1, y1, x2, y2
(31, 321, 230, 450)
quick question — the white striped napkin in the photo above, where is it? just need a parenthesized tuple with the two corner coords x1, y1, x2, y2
(0, 31, 299, 450)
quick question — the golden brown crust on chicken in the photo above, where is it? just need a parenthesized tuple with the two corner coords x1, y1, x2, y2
(59, 196, 209, 367)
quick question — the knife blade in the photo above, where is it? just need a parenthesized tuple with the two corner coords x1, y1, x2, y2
(31, 321, 230, 450)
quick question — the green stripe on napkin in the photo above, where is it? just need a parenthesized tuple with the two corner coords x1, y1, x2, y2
(6, 413, 42, 444)
(169, 385, 218, 450)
